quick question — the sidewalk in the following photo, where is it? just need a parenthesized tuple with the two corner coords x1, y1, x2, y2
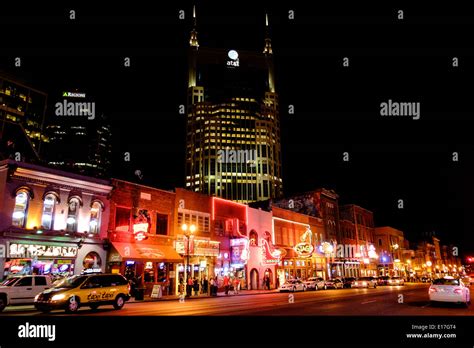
(128, 289, 278, 303)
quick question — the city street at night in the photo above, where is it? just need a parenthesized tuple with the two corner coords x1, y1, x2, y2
(2, 284, 473, 316)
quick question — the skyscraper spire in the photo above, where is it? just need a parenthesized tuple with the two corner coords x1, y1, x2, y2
(189, 5, 199, 48)
(263, 12, 272, 55)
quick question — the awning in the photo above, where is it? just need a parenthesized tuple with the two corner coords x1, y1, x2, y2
(111, 242, 183, 263)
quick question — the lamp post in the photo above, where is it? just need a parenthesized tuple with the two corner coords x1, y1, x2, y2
(390, 243, 399, 276)
(181, 223, 196, 289)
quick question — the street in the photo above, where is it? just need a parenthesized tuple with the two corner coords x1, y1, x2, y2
(2, 284, 473, 316)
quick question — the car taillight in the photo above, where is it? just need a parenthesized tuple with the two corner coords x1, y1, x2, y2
(453, 289, 462, 294)
(128, 284, 131, 293)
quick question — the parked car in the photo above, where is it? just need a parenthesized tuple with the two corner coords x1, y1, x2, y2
(353, 277, 377, 288)
(388, 277, 405, 286)
(421, 277, 432, 283)
(377, 276, 390, 286)
(324, 278, 344, 289)
(469, 274, 474, 285)
(342, 277, 356, 288)
(461, 276, 472, 287)
(429, 277, 471, 306)
(0, 275, 52, 312)
(304, 277, 326, 291)
(34, 273, 131, 313)
(278, 279, 306, 292)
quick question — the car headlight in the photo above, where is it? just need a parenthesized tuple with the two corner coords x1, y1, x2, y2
(34, 294, 40, 301)
(51, 294, 66, 301)
(362, 282, 367, 286)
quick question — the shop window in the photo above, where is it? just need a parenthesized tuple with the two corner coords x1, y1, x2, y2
(89, 201, 102, 234)
(66, 198, 80, 232)
(41, 193, 57, 229)
(12, 190, 30, 227)
(115, 207, 131, 232)
(155, 213, 168, 235)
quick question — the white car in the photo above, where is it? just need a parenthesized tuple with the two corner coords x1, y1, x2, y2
(304, 277, 325, 291)
(278, 279, 306, 292)
(429, 277, 471, 306)
(0, 275, 53, 312)
(388, 277, 405, 286)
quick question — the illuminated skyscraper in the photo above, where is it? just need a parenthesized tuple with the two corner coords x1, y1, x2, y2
(0, 72, 48, 154)
(185, 8, 283, 203)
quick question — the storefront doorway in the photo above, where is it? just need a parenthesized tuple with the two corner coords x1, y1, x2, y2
(264, 268, 273, 289)
(250, 268, 259, 290)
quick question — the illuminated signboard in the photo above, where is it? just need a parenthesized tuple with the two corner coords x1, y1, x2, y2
(175, 237, 219, 256)
(227, 49, 239, 67)
(133, 209, 150, 241)
(133, 223, 149, 241)
(230, 238, 249, 265)
(62, 91, 86, 98)
(294, 242, 314, 258)
(9, 244, 78, 258)
(261, 239, 284, 265)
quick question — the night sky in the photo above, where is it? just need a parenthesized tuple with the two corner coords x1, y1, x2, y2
(1, 1, 473, 255)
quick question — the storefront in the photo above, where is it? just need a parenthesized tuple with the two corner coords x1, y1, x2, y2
(107, 241, 182, 296)
(1, 237, 107, 281)
(174, 235, 220, 294)
(330, 260, 361, 278)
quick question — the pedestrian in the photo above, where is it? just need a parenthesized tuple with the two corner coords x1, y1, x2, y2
(223, 275, 230, 295)
(202, 276, 209, 294)
(265, 276, 271, 290)
(209, 277, 215, 296)
(193, 277, 200, 296)
(186, 275, 193, 297)
(179, 276, 184, 296)
(233, 277, 240, 294)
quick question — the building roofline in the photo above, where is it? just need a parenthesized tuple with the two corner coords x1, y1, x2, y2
(111, 178, 176, 195)
(0, 159, 111, 187)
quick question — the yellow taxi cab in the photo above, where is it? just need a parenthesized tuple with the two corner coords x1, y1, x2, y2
(34, 273, 131, 313)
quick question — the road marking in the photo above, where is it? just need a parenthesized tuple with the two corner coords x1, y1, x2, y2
(361, 300, 377, 304)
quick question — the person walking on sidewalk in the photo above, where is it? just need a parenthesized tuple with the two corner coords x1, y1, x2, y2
(233, 277, 240, 294)
(223, 275, 230, 295)
(179, 276, 185, 296)
(265, 276, 271, 290)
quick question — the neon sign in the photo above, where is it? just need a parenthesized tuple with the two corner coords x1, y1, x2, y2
(9, 244, 78, 258)
(294, 242, 314, 257)
(261, 239, 283, 265)
(133, 223, 149, 241)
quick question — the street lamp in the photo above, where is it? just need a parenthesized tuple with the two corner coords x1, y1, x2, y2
(182, 223, 196, 291)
